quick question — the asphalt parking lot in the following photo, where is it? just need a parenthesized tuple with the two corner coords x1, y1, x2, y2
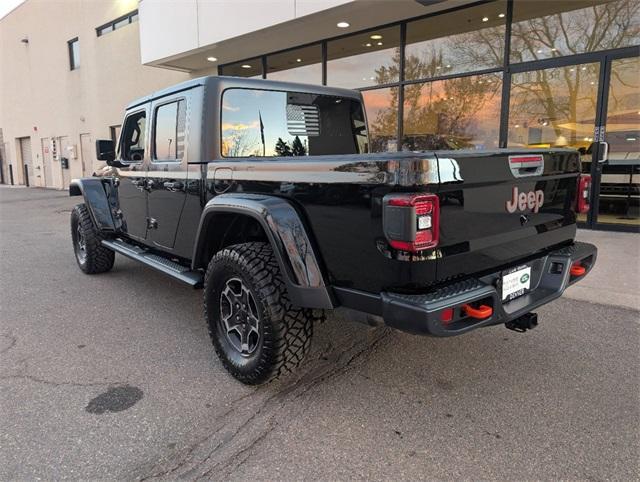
(1, 186, 639, 480)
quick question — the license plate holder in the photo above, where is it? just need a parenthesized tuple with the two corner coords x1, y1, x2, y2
(501, 265, 531, 301)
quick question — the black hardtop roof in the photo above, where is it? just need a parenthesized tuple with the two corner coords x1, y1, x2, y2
(126, 76, 363, 110)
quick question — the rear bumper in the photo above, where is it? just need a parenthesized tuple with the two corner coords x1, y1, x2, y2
(337, 242, 597, 337)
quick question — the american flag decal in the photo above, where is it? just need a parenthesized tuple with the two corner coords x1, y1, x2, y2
(286, 104, 320, 136)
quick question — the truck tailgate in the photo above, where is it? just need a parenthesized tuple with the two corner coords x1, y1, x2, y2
(435, 149, 580, 281)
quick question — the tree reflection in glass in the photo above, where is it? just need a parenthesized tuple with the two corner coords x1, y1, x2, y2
(362, 51, 502, 151)
(508, 64, 600, 150)
(511, 0, 640, 63)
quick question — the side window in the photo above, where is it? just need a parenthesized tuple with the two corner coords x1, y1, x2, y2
(120, 110, 146, 162)
(221, 88, 366, 157)
(153, 100, 186, 162)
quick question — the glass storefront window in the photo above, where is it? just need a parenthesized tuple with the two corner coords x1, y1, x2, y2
(362, 88, 398, 152)
(511, 0, 640, 63)
(327, 25, 400, 89)
(402, 73, 502, 150)
(507, 64, 600, 150)
(266, 44, 322, 84)
(598, 57, 640, 225)
(220, 58, 263, 78)
(605, 57, 640, 164)
(405, 1, 506, 81)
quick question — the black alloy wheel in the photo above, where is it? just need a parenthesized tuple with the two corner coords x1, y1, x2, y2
(219, 277, 261, 356)
(204, 242, 317, 385)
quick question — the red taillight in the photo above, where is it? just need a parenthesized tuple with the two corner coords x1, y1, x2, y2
(576, 174, 591, 214)
(384, 194, 440, 252)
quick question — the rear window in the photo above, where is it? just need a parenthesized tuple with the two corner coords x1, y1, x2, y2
(221, 88, 368, 157)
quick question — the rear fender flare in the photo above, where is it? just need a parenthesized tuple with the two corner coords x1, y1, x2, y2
(193, 193, 333, 309)
(69, 178, 117, 232)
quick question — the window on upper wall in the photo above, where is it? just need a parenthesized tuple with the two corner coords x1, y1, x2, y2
(154, 100, 187, 161)
(327, 25, 401, 89)
(362, 88, 398, 152)
(96, 10, 139, 37)
(266, 44, 322, 85)
(68, 38, 79, 70)
(402, 73, 502, 150)
(220, 88, 368, 157)
(405, 1, 506, 81)
(510, 0, 640, 63)
(220, 58, 263, 78)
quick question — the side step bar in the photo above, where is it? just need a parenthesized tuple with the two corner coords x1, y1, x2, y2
(102, 239, 203, 287)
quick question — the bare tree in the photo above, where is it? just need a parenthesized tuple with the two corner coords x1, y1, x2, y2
(221, 130, 260, 157)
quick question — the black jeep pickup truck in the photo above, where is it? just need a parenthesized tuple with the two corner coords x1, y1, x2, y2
(70, 76, 597, 384)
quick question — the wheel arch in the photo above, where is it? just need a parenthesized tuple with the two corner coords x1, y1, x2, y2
(69, 178, 117, 233)
(192, 193, 333, 309)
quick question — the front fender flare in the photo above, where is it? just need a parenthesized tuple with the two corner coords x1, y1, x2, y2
(193, 193, 333, 309)
(69, 178, 116, 232)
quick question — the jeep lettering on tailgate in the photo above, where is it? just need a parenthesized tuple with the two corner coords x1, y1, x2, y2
(506, 187, 545, 213)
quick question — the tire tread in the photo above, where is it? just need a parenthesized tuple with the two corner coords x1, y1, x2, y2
(71, 204, 115, 274)
(204, 242, 317, 384)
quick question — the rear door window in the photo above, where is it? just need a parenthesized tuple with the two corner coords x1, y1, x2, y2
(153, 99, 186, 162)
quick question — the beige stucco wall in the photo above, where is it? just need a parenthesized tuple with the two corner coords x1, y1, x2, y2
(0, 0, 188, 188)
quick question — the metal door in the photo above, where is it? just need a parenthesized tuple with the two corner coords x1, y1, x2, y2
(40, 138, 54, 187)
(58, 136, 72, 189)
(147, 97, 189, 250)
(79, 133, 93, 177)
(115, 108, 149, 241)
(18, 137, 33, 186)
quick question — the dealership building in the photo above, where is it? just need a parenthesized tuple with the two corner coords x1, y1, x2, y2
(1, 0, 638, 231)
(0, 0, 188, 191)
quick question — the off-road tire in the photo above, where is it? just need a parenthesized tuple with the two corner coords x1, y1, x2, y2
(204, 242, 315, 385)
(70, 203, 115, 274)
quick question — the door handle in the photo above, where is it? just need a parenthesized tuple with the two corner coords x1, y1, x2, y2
(213, 167, 233, 194)
(163, 181, 183, 191)
(598, 141, 609, 164)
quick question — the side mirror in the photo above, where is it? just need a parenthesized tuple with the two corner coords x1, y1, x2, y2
(96, 139, 117, 164)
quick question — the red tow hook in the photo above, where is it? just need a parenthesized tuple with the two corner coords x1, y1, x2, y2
(570, 263, 586, 277)
(462, 304, 493, 320)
